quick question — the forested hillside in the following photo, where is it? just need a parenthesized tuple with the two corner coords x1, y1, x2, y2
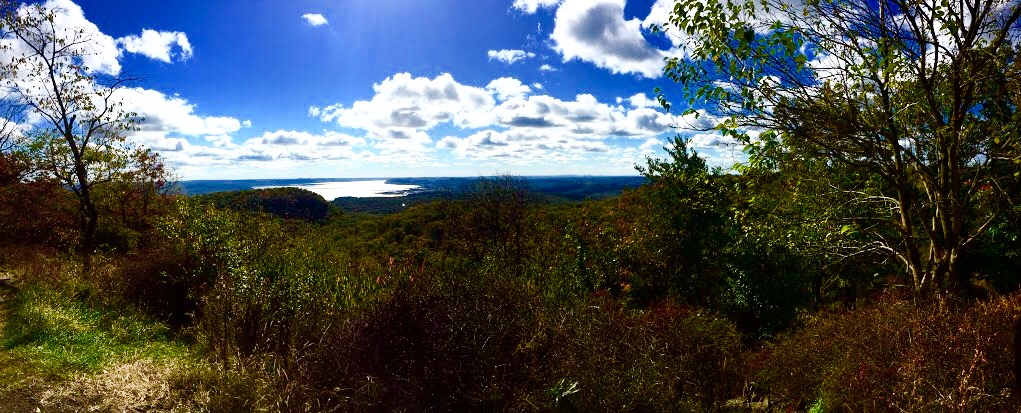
(1, 0, 1020, 411)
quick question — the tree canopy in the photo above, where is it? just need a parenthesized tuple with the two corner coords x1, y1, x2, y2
(658, 0, 1021, 296)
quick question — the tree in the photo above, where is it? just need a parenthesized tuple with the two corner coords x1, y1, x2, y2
(658, 0, 1021, 296)
(1, 0, 139, 259)
(636, 136, 732, 305)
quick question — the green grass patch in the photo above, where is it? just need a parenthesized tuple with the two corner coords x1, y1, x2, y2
(1, 285, 193, 378)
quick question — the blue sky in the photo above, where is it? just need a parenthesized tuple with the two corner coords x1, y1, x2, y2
(18, 0, 744, 179)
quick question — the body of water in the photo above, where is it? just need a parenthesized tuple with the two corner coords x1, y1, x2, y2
(253, 180, 420, 199)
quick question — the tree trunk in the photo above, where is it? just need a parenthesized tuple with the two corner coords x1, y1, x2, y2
(71, 143, 97, 272)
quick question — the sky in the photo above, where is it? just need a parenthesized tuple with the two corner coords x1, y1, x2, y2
(9, 0, 747, 180)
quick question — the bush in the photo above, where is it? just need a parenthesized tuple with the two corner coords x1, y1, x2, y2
(265, 265, 746, 412)
(550, 294, 745, 412)
(0, 181, 78, 247)
(757, 292, 1021, 412)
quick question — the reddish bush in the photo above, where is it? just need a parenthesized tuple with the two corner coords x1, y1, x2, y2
(0, 181, 77, 247)
(758, 292, 1021, 412)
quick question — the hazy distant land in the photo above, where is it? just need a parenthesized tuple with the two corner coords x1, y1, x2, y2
(178, 176, 648, 201)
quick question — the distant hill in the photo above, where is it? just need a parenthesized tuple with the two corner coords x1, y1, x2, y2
(177, 178, 369, 196)
(195, 187, 332, 222)
(330, 176, 648, 214)
(384, 176, 648, 201)
(180, 176, 648, 215)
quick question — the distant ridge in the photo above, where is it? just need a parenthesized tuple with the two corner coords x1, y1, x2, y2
(177, 176, 647, 198)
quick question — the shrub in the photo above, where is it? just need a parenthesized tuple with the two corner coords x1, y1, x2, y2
(0, 181, 78, 247)
(758, 292, 1021, 412)
(550, 294, 745, 412)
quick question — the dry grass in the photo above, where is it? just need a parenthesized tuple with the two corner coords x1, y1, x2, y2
(0, 245, 226, 413)
(38, 358, 205, 413)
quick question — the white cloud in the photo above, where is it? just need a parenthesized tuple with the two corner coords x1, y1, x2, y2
(626, 93, 658, 108)
(302, 13, 328, 26)
(486, 77, 532, 101)
(512, 0, 563, 14)
(539, 64, 557, 71)
(550, 0, 669, 78)
(311, 73, 496, 158)
(310, 72, 728, 166)
(439, 129, 610, 163)
(235, 130, 366, 162)
(5, 2, 193, 69)
(532, 82, 543, 90)
(204, 134, 236, 148)
(0, 0, 402, 176)
(687, 132, 740, 149)
(300, 70, 742, 169)
(313, 72, 496, 130)
(639, 137, 664, 151)
(118, 87, 246, 138)
(487, 49, 536, 64)
(117, 29, 193, 63)
(140, 129, 373, 173)
(642, 0, 674, 29)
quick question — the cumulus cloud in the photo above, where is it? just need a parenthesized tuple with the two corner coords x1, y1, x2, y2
(118, 88, 246, 137)
(626, 93, 658, 108)
(439, 129, 612, 163)
(117, 29, 193, 62)
(486, 77, 532, 101)
(302, 13, 328, 26)
(311, 72, 727, 166)
(142, 129, 372, 172)
(0, 0, 221, 156)
(511, 0, 563, 14)
(550, 0, 669, 78)
(106, 87, 254, 167)
(487, 49, 536, 64)
(312, 72, 496, 132)
(639, 137, 665, 151)
(642, 0, 674, 29)
(539, 64, 557, 71)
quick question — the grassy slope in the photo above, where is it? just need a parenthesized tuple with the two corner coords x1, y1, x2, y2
(0, 251, 214, 413)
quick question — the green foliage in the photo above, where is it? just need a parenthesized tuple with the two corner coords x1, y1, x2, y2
(661, 0, 1021, 296)
(636, 136, 732, 305)
(631, 137, 811, 337)
(332, 191, 449, 214)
